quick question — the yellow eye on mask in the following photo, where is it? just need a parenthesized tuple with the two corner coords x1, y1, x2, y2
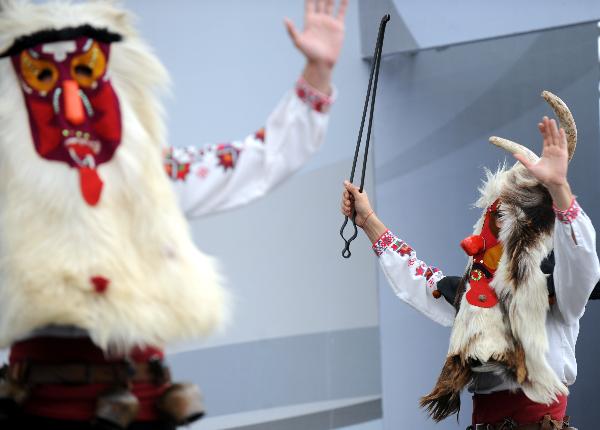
(70, 41, 107, 89)
(19, 50, 59, 94)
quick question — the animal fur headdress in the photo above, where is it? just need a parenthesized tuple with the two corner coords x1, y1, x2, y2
(0, 0, 227, 351)
(421, 91, 577, 421)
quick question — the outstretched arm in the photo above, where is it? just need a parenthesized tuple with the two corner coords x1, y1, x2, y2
(341, 182, 456, 326)
(516, 117, 600, 323)
(168, 0, 347, 218)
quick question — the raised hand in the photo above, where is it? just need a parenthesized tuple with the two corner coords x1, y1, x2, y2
(514, 116, 572, 210)
(341, 181, 388, 242)
(514, 117, 568, 188)
(285, 0, 348, 93)
(285, 0, 347, 68)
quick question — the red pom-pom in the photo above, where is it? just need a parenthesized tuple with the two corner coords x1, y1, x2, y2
(90, 276, 110, 294)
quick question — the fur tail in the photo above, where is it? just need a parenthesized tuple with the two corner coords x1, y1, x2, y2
(420, 355, 472, 422)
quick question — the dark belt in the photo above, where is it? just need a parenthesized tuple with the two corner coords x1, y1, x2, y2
(6, 359, 171, 386)
(471, 425, 543, 430)
(469, 415, 571, 430)
(0, 361, 203, 428)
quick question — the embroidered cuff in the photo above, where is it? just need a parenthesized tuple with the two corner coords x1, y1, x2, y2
(295, 77, 334, 113)
(372, 230, 395, 256)
(164, 147, 195, 181)
(553, 199, 580, 224)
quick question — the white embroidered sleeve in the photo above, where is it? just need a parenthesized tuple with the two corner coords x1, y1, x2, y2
(374, 230, 456, 327)
(165, 78, 333, 218)
(553, 199, 600, 323)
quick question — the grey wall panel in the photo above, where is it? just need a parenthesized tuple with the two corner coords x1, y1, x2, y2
(169, 328, 381, 418)
(359, 0, 417, 57)
(224, 399, 381, 430)
(360, 0, 600, 56)
(373, 23, 600, 429)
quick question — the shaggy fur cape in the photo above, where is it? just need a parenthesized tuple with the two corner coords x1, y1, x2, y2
(421, 164, 568, 421)
(0, 0, 227, 351)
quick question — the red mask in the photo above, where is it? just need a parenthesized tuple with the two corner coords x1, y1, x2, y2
(11, 37, 122, 206)
(461, 200, 502, 308)
(460, 200, 501, 260)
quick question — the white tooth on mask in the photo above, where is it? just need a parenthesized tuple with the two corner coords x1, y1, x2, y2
(84, 154, 96, 168)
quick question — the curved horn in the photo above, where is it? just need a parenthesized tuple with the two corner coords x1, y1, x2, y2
(489, 91, 577, 164)
(541, 90, 577, 161)
(489, 136, 540, 164)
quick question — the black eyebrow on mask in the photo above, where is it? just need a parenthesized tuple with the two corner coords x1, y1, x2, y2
(0, 24, 122, 58)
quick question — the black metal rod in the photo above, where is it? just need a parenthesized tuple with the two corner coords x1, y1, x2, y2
(340, 14, 390, 259)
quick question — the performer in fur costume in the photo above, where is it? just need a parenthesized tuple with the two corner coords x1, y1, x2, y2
(0, 0, 346, 428)
(341, 93, 600, 429)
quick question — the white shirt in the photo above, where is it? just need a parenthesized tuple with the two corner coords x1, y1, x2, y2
(373, 203, 600, 391)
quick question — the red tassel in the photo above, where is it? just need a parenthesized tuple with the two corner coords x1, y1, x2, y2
(90, 276, 110, 294)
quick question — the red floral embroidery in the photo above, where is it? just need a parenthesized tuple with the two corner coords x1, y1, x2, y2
(398, 243, 413, 256)
(425, 267, 441, 281)
(373, 230, 445, 290)
(216, 143, 241, 171)
(415, 265, 425, 277)
(295, 77, 333, 113)
(373, 231, 395, 256)
(196, 166, 209, 179)
(553, 199, 580, 224)
(164, 155, 192, 181)
(255, 128, 266, 143)
(165, 162, 190, 181)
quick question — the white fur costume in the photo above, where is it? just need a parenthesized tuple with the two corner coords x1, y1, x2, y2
(0, 0, 227, 352)
(448, 164, 566, 405)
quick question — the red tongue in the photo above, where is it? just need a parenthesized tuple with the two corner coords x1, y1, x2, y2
(78, 167, 103, 206)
